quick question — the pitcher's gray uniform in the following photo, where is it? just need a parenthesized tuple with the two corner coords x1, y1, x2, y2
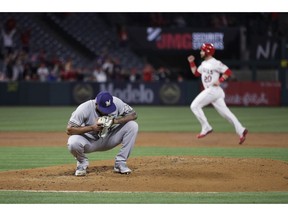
(66, 91, 138, 176)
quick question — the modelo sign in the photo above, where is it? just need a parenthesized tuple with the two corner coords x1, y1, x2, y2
(98, 82, 186, 105)
(99, 83, 154, 103)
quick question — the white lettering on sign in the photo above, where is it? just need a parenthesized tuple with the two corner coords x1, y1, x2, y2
(147, 27, 162, 42)
(256, 41, 278, 59)
(100, 83, 154, 103)
(225, 93, 269, 106)
(192, 32, 224, 50)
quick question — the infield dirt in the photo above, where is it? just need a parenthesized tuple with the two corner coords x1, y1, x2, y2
(0, 132, 288, 192)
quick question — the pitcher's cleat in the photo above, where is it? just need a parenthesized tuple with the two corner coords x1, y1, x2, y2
(75, 166, 87, 176)
(114, 162, 131, 174)
(239, 129, 248, 144)
(197, 129, 213, 139)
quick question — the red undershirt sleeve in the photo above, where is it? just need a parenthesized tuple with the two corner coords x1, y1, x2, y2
(194, 70, 201, 77)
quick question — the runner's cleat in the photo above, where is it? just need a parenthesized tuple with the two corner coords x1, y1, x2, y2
(197, 129, 213, 139)
(239, 129, 248, 144)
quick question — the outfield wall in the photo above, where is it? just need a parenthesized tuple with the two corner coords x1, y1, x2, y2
(0, 81, 282, 106)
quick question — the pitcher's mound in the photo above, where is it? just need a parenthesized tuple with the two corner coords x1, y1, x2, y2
(1, 156, 287, 192)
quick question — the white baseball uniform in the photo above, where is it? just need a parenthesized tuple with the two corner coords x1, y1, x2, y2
(190, 57, 246, 136)
(67, 97, 138, 170)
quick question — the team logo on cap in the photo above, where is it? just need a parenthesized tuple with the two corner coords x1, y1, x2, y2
(105, 100, 111, 107)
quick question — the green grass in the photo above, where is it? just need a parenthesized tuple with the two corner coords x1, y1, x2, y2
(0, 107, 73, 131)
(0, 106, 288, 132)
(0, 106, 287, 204)
(0, 191, 287, 204)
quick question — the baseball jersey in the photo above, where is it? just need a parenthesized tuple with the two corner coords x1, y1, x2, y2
(197, 57, 228, 89)
(68, 97, 135, 140)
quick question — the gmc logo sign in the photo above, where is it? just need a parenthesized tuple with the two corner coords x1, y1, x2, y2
(156, 33, 192, 50)
(151, 32, 224, 50)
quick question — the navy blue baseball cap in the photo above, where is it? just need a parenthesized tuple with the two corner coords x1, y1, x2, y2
(96, 91, 116, 114)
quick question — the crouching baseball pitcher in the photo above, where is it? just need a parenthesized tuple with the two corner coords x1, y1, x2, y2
(66, 91, 138, 176)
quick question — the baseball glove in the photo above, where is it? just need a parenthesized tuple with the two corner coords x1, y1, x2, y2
(97, 116, 114, 138)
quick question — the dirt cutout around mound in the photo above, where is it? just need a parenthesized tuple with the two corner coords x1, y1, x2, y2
(0, 132, 288, 192)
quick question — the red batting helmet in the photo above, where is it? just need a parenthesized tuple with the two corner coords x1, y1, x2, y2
(201, 43, 215, 56)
